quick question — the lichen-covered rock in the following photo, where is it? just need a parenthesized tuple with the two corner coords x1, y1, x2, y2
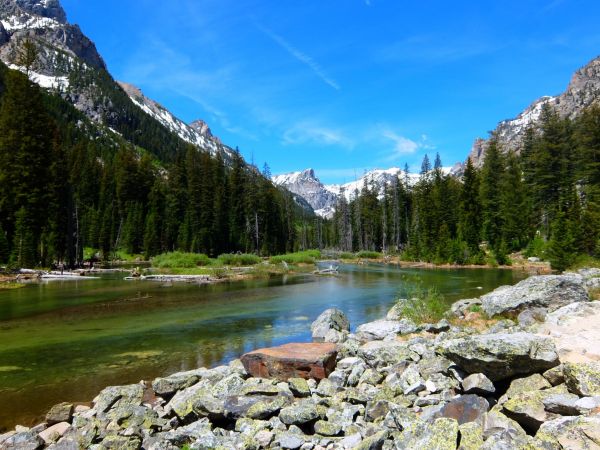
(354, 429, 389, 450)
(502, 385, 567, 433)
(288, 378, 311, 397)
(536, 414, 600, 449)
(458, 422, 484, 450)
(542, 393, 581, 416)
(46, 402, 74, 426)
(461, 373, 495, 395)
(2, 430, 44, 450)
(93, 384, 144, 415)
(311, 308, 350, 343)
(151, 368, 209, 396)
(482, 411, 528, 440)
(356, 319, 415, 341)
(480, 274, 589, 317)
(543, 365, 565, 386)
(274, 431, 305, 449)
(505, 374, 552, 398)
(563, 361, 600, 396)
(394, 417, 458, 450)
(279, 400, 319, 425)
(438, 332, 559, 381)
(314, 419, 342, 436)
(359, 341, 417, 368)
(166, 380, 211, 419)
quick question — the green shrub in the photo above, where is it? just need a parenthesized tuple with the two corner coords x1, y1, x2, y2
(151, 252, 211, 268)
(356, 251, 382, 259)
(525, 235, 547, 259)
(218, 253, 261, 266)
(397, 277, 447, 323)
(270, 250, 321, 264)
(339, 252, 357, 260)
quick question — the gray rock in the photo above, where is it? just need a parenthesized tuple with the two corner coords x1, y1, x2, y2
(314, 419, 342, 436)
(355, 429, 389, 450)
(288, 378, 311, 397)
(46, 402, 74, 425)
(501, 385, 567, 433)
(393, 417, 458, 450)
(542, 393, 580, 415)
(543, 365, 565, 386)
(337, 357, 364, 370)
(438, 332, 559, 381)
(275, 431, 305, 449)
(2, 430, 44, 450)
(399, 365, 425, 395)
(505, 374, 551, 398)
(450, 298, 482, 318)
(166, 380, 211, 419)
(357, 320, 409, 341)
(386, 302, 406, 320)
(458, 421, 484, 450)
(536, 415, 600, 448)
(311, 308, 350, 343)
(423, 319, 451, 334)
(279, 400, 319, 425)
(316, 378, 338, 397)
(574, 396, 600, 414)
(211, 374, 244, 399)
(517, 307, 547, 327)
(152, 368, 208, 396)
(563, 361, 600, 396)
(358, 368, 384, 386)
(431, 395, 489, 426)
(481, 274, 589, 317)
(545, 301, 600, 326)
(359, 341, 417, 368)
(461, 373, 496, 395)
(482, 411, 527, 440)
(93, 384, 144, 415)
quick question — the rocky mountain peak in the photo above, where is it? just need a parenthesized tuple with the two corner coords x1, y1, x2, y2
(12, 0, 66, 23)
(468, 55, 600, 167)
(189, 120, 213, 137)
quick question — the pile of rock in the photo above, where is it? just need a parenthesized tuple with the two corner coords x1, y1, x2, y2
(1, 269, 599, 449)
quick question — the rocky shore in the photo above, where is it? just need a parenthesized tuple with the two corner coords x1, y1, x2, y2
(2, 269, 600, 449)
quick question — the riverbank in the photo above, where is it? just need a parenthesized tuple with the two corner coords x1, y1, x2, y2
(1, 268, 598, 448)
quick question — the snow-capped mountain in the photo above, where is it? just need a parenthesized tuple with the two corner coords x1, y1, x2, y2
(118, 82, 236, 161)
(468, 55, 600, 166)
(326, 168, 421, 202)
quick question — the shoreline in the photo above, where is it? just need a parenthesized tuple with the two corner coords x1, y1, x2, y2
(2, 267, 598, 448)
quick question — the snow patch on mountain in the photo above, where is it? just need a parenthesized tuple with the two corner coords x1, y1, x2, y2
(1, 14, 58, 31)
(8, 62, 68, 89)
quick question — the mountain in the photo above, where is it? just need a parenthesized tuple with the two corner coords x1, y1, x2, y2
(468, 55, 600, 166)
(273, 167, 433, 219)
(272, 169, 338, 219)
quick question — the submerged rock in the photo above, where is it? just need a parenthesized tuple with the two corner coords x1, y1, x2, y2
(480, 274, 589, 317)
(438, 332, 559, 381)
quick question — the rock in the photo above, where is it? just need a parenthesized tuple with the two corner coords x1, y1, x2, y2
(2, 430, 44, 450)
(100, 434, 141, 449)
(191, 393, 225, 420)
(316, 378, 338, 396)
(255, 430, 274, 447)
(394, 417, 458, 450)
(279, 400, 319, 425)
(39, 422, 71, 445)
(337, 356, 364, 370)
(423, 319, 451, 334)
(288, 378, 311, 397)
(480, 274, 589, 317)
(563, 361, 600, 396)
(46, 403, 74, 426)
(359, 368, 384, 386)
(93, 384, 144, 415)
(505, 374, 552, 398)
(458, 421, 484, 450)
(152, 368, 208, 396)
(438, 332, 559, 381)
(542, 393, 581, 415)
(359, 341, 417, 368)
(545, 300, 600, 326)
(386, 302, 406, 320)
(461, 373, 496, 395)
(166, 380, 211, 419)
(275, 431, 305, 449)
(340, 433, 363, 448)
(399, 365, 426, 395)
(311, 308, 350, 343)
(211, 373, 244, 399)
(356, 319, 413, 341)
(543, 365, 565, 386)
(450, 298, 482, 318)
(314, 419, 342, 436)
(431, 395, 489, 426)
(246, 397, 288, 420)
(241, 343, 337, 381)
(502, 385, 567, 433)
(517, 307, 547, 327)
(354, 429, 389, 450)
(536, 415, 600, 449)
(574, 396, 600, 414)
(481, 430, 535, 449)
(482, 411, 527, 440)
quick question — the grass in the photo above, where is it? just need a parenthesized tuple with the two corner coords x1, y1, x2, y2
(217, 253, 262, 266)
(569, 255, 600, 271)
(356, 251, 383, 259)
(270, 250, 321, 264)
(151, 252, 212, 268)
(113, 250, 145, 262)
(339, 252, 358, 260)
(396, 277, 447, 323)
(468, 304, 482, 313)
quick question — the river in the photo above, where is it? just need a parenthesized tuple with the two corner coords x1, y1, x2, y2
(0, 264, 526, 431)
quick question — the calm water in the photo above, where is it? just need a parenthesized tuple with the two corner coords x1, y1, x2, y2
(0, 264, 526, 430)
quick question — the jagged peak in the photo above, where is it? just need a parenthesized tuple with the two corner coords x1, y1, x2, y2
(0, 0, 67, 23)
(189, 120, 213, 138)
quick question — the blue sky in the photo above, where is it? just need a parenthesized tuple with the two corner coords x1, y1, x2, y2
(62, 0, 600, 184)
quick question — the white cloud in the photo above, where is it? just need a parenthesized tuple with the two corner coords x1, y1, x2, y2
(256, 24, 341, 91)
(282, 122, 354, 148)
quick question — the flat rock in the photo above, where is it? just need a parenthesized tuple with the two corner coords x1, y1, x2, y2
(356, 319, 416, 341)
(39, 422, 71, 445)
(241, 343, 337, 381)
(93, 384, 144, 414)
(502, 385, 567, 433)
(152, 368, 209, 396)
(480, 274, 589, 317)
(438, 332, 559, 381)
(505, 374, 551, 398)
(311, 308, 350, 343)
(279, 400, 319, 425)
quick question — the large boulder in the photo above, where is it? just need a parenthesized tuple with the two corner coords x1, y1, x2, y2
(241, 343, 337, 381)
(536, 415, 600, 449)
(563, 361, 600, 396)
(480, 274, 589, 317)
(311, 308, 350, 343)
(438, 332, 559, 381)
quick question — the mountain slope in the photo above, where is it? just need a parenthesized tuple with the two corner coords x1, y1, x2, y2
(468, 55, 600, 166)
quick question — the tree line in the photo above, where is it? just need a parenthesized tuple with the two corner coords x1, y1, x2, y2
(0, 65, 315, 268)
(327, 104, 600, 271)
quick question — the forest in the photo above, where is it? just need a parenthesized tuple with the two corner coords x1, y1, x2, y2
(0, 60, 598, 272)
(328, 105, 600, 271)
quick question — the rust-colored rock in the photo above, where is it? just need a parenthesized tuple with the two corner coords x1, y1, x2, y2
(241, 343, 337, 381)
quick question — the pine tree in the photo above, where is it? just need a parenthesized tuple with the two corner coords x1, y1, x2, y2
(434, 152, 442, 170)
(0, 223, 8, 263)
(480, 137, 506, 262)
(420, 154, 431, 175)
(458, 158, 481, 255)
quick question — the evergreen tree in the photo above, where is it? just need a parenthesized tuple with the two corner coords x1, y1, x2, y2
(480, 137, 506, 262)
(420, 154, 431, 175)
(458, 158, 481, 255)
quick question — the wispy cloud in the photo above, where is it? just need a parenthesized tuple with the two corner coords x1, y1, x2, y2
(282, 122, 354, 148)
(374, 126, 435, 162)
(256, 23, 341, 91)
